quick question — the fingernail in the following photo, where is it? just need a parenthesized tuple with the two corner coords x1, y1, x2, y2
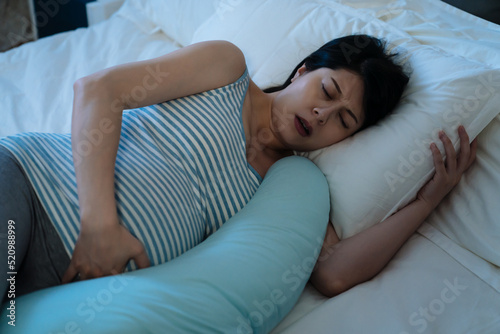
(439, 131, 444, 139)
(459, 125, 465, 133)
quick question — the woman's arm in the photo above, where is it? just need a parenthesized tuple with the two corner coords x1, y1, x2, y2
(63, 41, 247, 283)
(310, 126, 477, 297)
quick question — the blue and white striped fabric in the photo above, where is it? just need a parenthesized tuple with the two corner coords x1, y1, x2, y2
(0, 69, 261, 269)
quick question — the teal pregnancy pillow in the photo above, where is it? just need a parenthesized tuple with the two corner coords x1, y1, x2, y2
(1, 156, 329, 334)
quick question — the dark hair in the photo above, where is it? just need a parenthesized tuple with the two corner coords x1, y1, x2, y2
(264, 34, 410, 131)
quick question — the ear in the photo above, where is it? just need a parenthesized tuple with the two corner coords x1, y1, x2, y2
(291, 64, 307, 82)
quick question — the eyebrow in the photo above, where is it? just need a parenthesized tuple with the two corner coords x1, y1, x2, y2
(331, 77, 359, 124)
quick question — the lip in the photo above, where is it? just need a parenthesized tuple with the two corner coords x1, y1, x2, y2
(294, 116, 312, 137)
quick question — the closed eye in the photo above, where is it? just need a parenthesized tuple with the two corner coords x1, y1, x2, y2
(340, 115, 348, 129)
(322, 84, 332, 100)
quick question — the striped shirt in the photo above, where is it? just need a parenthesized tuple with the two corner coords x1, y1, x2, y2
(0, 69, 261, 269)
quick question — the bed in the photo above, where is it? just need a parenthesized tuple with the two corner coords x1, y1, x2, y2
(1, 0, 499, 333)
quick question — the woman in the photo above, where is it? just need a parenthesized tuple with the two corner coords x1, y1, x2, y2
(0, 35, 475, 301)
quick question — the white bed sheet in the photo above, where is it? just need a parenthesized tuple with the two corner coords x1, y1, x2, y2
(1, 1, 499, 333)
(275, 233, 500, 333)
(272, 114, 500, 334)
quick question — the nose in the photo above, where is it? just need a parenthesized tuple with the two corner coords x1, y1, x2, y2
(313, 105, 337, 125)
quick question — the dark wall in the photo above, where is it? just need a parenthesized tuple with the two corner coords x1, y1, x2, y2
(442, 0, 500, 25)
(34, 0, 95, 38)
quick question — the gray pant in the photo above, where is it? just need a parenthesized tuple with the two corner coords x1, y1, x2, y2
(0, 146, 70, 304)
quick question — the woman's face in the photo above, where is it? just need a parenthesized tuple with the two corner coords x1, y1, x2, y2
(270, 66, 365, 152)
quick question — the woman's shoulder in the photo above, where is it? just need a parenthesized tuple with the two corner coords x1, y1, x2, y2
(79, 40, 249, 111)
(197, 40, 247, 88)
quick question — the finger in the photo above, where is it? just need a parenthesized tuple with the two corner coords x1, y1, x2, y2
(82, 269, 103, 280)
(430, 142, 446, 176)
(78, 271, 89, 281)
(466, 138, 478, 169)
(62, 262, 79, 284)
(456, 126, 470, 171)
(439, 130, 456, 172)
(109, 266, 127, 276)
(133, 249, 151, 269)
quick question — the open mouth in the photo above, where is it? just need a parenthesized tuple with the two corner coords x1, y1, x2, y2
(295, 116, 312, 137)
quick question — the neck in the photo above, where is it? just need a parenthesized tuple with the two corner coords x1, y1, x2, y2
(246, 84, 290, 154)
(243, 82, 293, 174)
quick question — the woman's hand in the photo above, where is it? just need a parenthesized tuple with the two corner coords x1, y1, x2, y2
(417, 125, 477, 211)
(62, 216, 150, 283)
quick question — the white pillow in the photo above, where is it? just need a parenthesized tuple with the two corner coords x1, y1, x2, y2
(192, 0, 413, 89)
(192, 0, 500, 239)
(118, 0, 216, 46)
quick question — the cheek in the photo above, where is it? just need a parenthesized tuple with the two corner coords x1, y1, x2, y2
(318, 126, 351, 148)
(323, 125, 342, 142)
(275, 93, 300, 118)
